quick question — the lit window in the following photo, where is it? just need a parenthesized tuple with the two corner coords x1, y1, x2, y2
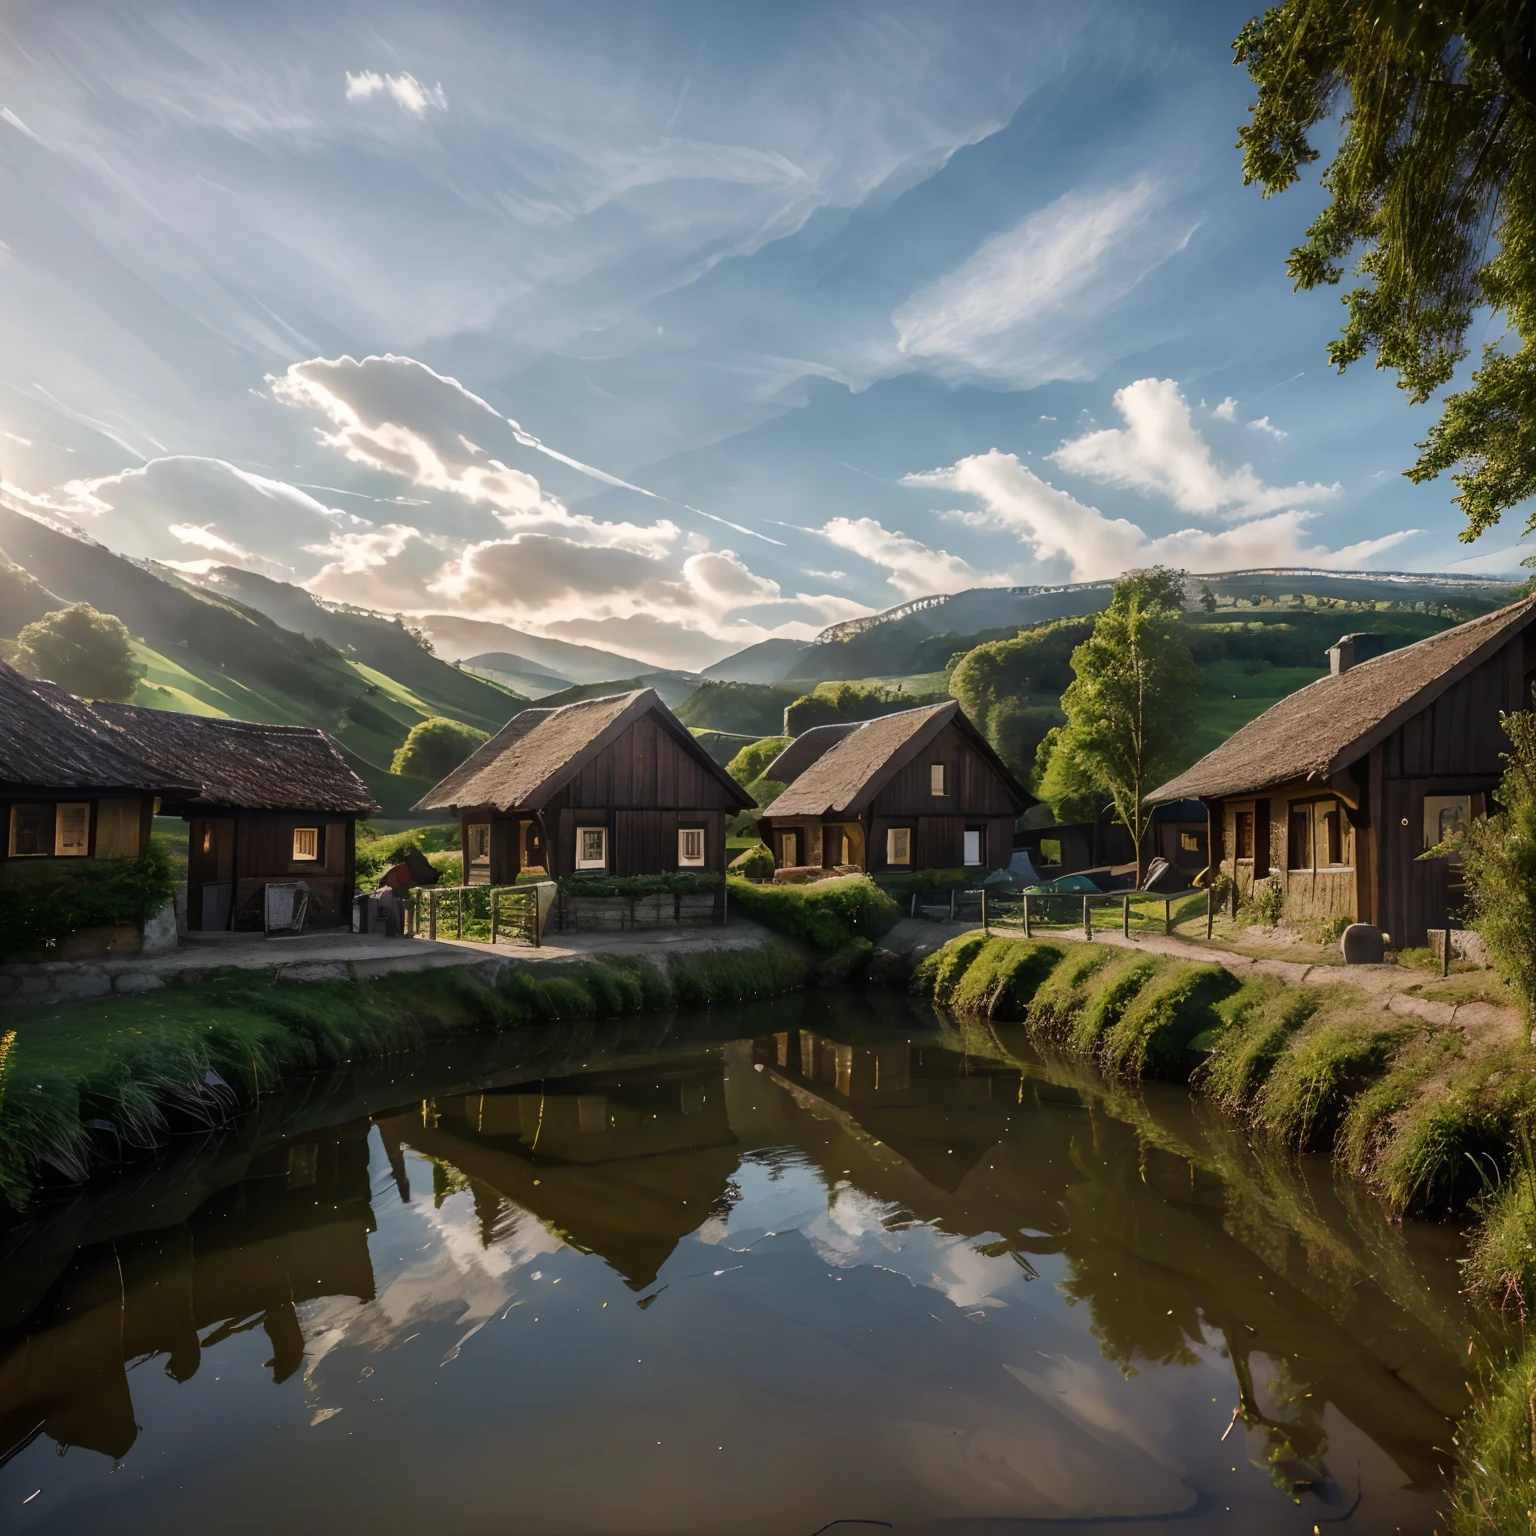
(55, 803, 90, 857)
(678, 827, 705, 866)
(8, 804, 50, 857)
(930, 763, 947, 796)
(963, 828, 982, 866)
(292, 827, 320, 861)
(577, 826, 607, 869)
(887, 826, 912, 866)
(468, 822, 491, 863)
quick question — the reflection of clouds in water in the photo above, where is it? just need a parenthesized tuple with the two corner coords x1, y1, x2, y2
(297, 1165, 567, 1391)
(1003, 1360, 1173, 1467)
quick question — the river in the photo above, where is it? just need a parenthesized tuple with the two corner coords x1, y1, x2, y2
(0, 990, 1483, 1534)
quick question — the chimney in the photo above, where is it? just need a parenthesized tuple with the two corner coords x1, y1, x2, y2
(1326, 632, 1385, 675)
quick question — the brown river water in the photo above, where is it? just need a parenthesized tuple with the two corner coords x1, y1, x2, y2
(0, 990, 1483, 1534)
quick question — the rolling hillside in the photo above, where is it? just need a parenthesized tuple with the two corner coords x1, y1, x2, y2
(415, 613, 651, 682)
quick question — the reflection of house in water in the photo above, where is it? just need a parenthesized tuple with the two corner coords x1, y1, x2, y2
(384, 1052, 738, 1291)
(0, 1125, 376, 1463)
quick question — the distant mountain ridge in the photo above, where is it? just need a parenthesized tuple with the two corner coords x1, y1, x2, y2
(414, 614, 652, 683)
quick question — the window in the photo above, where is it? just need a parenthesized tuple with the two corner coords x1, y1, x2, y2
(963, 828, 982, 866)
(576, 825, 608, 869)
(54, 803, 89, 858)
(1180, 832, 1202, 853)
(886, 826, 912, 866)
(292, 827, 320, 861)
(1234, 811, 1255, 860)
(1287, 806, 1312, 870)
(1423, 794, 1473, 869)
(838, 830, 853, 866)
(1323, 809, 1344, 866)
(929, 763, 947, 796)
(779, 831, 798, 868)
(467, 822, 491, 863)
(8, 804, 50, 858)
(678, 826, 705, 867)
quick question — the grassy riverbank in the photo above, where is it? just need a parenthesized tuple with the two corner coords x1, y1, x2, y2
(914, 929, 1536, 1531)
(0, 940, 812, 1209)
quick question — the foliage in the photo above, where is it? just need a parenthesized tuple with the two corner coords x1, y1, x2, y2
(354, 824, 459, 885)
(726, 873, 899, 952)
(724, 736, 790, 787)
(668, 941, 812, 1006)
(1235, 0, 1536, 542)
(1251, 1020, 1406, 1150)
(560, 872, 721, 899)
(389, 715, 490, 781)
(1452, 711, 1536, 1019)
(1242, 876, 1286, 927)
(0, 847, 177, 962)
(1099, 963, 1238, 1078)
(783, 680, 941, 736)
(729, 843, 776, 878)
(1196, 981, 1318, 1111)
(13, 602, 142, 700)
(874, 868, 971, 904)
(1037, 569, 1199, 878)
(676, 682, 799, 737)
(1448, 1338, 1536, 1535)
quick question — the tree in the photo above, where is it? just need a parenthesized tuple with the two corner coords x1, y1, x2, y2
(1035, 569, 1199, 882)
(390, 716, 490, 781)
(1236, 1, 1536, 543)
(13, 603, 142, 700)
(1198, 582, 1218, 614)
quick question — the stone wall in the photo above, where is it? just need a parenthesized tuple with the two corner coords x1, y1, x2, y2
(555, 891, 721, 933)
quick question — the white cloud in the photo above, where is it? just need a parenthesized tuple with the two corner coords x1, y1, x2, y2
(345, 71, 446, 114)
(1, 108, 42, 144)
(1050, 378, 1336, 519)
(891, 181, 1189, 386)
(908, 450, 1417, 583)
(1248, 414, 1286, 440)
(1211, 397, 1237, 422)
(820, 516, 1012, 600)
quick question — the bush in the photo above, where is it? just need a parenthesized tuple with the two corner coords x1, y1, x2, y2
(561, 872, 720, 899)
(726, 873, 898, 952)
(876, 869, 971, 905)
(0, 847, 177, 961)
(1242, 876, 1285, 926)
(390, 716, 489, 781)
(676, 683, 798, 738)
(729, 843, 775, 878)
(14, 603, 142, 700)
(724, 736, 790, 788)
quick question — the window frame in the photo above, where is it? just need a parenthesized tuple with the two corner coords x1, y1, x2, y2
(677, 825, 706, 868)
(929, 763, 947, 797)
(467, 821, 492, 865)
(8, 803, 52, 859)
(291, 826, 321, 863)
(575, 824, 608, 870)
(779, 830, 799, 868)
(962, 826, 983, 867)
(54, 802, 90, 858)
(1234, 810, 1255, 861)
(886, 825, 913, 866)
(1286, 804, 1313, 872)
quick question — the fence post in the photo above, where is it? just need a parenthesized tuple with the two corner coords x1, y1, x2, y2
(1442, 928, 1451, 977)
(981, 890, 988, 934)
(1205, 884, 1214, 940)
(1023, 893, 1031, 939)
(491, 889, 499, 945)
(456, 888, 464, 940)
(1164, 898, 1171, 936)
(428, 888, 437, 941)
(1122, 894, 1130, 938)
(911, 893, 917, 918)
(1083, 895, 1092, 941)
(949, 888, 955, 922)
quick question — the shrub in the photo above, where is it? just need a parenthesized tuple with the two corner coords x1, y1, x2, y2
(1317, 914, 1349, 946)
(561, 872, 720, 899)
(0, 847, 177, 961)
(729, 843, 775, 878)
(728, 874, 898, 952)
(1242, 876, 1285, 926)
(13, 603, 142, 700)
(723, 736, 791, 787)
(390, 716, 490, 781)
(875, 869, 971, 905)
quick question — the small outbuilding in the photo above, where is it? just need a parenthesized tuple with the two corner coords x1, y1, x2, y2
(0, 661, 192, 867)
(759, 700, 1031, 876)
(1146, 598, 1536, 947)
(93, 705, 378, 932)
(413, 688, 754, 882)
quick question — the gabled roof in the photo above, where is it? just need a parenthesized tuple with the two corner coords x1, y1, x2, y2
(412, 688, 755, 814)
(0, 661, 194, 795)
(1148, 597, 1536, 803)
(765, 699, 1031, 818)
(766, 722, 861, 784)
(91, 704, 377, 814)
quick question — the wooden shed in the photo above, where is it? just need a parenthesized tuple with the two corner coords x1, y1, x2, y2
(412, 688, 754, 882)
(1147, 598, 1536, 947)
(759, 700, 1031, 876)
(92, 705, 378, 932)
(0, 661, 191, 868)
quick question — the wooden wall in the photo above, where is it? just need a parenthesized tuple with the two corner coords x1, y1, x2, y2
(188, 810, 356, 931)
(0, 791, 155, 867)
(868, 724, 1020, 819)
(556, 714, 742, 817)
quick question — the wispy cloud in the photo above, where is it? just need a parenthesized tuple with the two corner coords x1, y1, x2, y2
(819, 516, 1011, 599)
(1247, 414, 1286, 440)
(0, 108, 43, 144)
(1050, 378, 1335, 519)
(344, 70, 447, 114)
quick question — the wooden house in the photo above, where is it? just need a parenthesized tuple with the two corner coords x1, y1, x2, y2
(759, 700, 1031, 876)
(92, 705, 377, 932)
(413, 688, 754, 882)
(0, 660, 192, 869)
(1146, 599, 1536, 947)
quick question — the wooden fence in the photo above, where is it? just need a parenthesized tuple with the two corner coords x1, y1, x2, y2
(405, 885, 541, 947)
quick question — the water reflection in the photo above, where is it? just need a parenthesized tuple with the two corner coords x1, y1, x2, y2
(0, 994, 1483, 1533)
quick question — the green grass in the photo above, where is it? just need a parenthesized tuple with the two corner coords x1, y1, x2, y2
(1099, 962, 1238, 1077)
(726, 874, 899, 952)
(1448, 1339, 1536, 1535)
(1195, 980, 1320, 1111)
(1251, 1020, 1409, 1150)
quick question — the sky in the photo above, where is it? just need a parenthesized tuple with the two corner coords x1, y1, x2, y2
(0, 0, 1524, 672)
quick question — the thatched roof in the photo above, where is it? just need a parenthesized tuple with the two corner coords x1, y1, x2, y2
(766, 699, 1031, 818)
(766, 722, 861, 784)
(413, 687, 754, 814)
(1148, 597, 1536, 804)
(92, 704, 377, 813)
(0, 661, 194, 794)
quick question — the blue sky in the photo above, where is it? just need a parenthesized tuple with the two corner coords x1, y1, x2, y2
(0, 0, 1522, 669)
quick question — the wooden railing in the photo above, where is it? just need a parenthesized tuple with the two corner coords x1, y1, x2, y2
(978, 888, 1208, 939)
(404, 885, 541, 947)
